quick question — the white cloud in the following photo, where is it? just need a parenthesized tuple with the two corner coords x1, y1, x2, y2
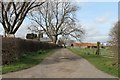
(95, 12, 112, 23)
(82, 23, 101, 37)
(85, 27, 99, 36)
(81, 22, 110, 43)
(83, 36, 109, 43)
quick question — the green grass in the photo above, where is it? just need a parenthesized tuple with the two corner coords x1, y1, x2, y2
(1, 49, 54, 74)
(69, 48, 118, 77)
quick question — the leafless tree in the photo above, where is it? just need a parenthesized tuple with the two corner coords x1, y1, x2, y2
(28, 1, 84, 44)
(109, 20, 120, 65)
(0, 0, 45, 37)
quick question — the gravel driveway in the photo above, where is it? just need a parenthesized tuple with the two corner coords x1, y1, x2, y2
(2, 48, 116, 78)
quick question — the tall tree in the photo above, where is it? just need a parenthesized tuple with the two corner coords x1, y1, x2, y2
(28, 1, 84, 44)
(109, 20, 120, 65)
(0, 1, 45, 37)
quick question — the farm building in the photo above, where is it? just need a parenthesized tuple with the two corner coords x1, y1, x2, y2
(73, 42, 98, 48)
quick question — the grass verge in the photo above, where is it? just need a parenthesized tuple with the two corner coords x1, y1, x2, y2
(2, 49, 55, 74)
(69, 48, 118, 77)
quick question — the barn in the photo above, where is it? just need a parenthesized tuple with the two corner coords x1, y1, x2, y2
(73, 42, 97, 48)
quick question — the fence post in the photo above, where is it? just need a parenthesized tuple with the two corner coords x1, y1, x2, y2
(96, 41, 100, 55)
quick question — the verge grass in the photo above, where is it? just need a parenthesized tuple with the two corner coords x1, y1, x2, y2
(69, 48, 118, 77)
(2, 49, 54, 74)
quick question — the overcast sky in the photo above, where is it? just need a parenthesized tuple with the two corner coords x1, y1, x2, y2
(0, 1, 118, 43)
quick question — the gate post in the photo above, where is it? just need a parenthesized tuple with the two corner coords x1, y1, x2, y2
(96, 41, 100, 55)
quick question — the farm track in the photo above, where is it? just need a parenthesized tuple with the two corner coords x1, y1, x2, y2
(2, 48, 116, 78)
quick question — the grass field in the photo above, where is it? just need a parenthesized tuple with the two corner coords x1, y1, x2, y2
(2, 49, 54, 74)
(69, 48, 118, 77)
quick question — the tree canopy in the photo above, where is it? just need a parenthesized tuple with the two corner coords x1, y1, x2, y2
(0, 1, 44, 36)
(28, 1, 84, 44)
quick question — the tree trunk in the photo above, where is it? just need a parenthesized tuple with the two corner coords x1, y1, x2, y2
(4, 29, 15, 37)
(54, 35, 58, 44)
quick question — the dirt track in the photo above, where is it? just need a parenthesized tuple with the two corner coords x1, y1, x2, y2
(3, 48, 116, 78)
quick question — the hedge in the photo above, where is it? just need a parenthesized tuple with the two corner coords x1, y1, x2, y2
(2, 38, 59, 65)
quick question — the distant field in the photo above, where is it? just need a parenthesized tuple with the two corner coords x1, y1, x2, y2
(69, 48, 118, 77)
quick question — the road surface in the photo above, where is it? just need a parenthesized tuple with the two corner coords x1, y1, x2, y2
(3, 49, 116, 78)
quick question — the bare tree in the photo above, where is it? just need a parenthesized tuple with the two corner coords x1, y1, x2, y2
(28, 1, 84, 44)
(109, 20, 120, 65)
(0, 1, 45, 37)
